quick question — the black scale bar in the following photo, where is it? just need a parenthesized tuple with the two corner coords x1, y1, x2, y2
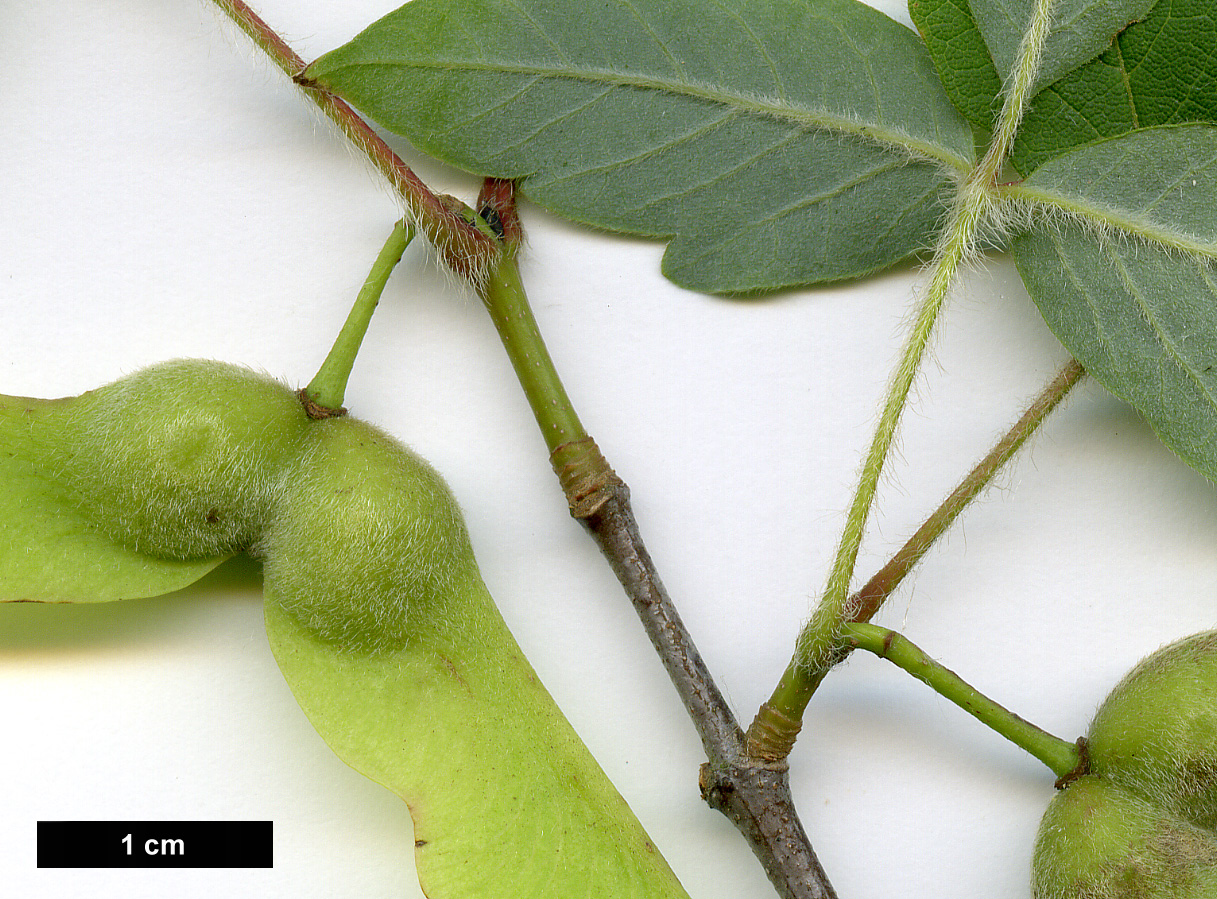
(37, 820, 273, 868)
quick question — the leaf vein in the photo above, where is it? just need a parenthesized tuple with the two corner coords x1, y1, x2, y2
(1009, 187, 1217, 258)
(751, 158, 912, 228)
(707, 0, 786, 100)
(501, 0, 573, 66)
(492, 85, 619, 156)
(615, 0, 688, 81)
(431, 74, 546, 138)
(1049, 228, 1119, 362)
(536, 110, 738, 190)
(1111, 249, 1217, 414)
(336, 57, 971, 171)
(674, 157, 919, 265)
(620, 126, 809, 216)
(1110, 37, 1139, 128)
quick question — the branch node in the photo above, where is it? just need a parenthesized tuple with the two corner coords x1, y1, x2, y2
(699, 761, 839, 899)
(550, 437, 619, 519)
(746, 702, 804, 762)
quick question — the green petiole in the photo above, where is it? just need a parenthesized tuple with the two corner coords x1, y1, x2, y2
(472, 216, 623, 519)
(842, 622, 1083, 781)
(302, 219, 414, 416)
(847, 357, 1084, 623)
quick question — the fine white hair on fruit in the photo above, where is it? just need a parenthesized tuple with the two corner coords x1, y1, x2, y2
(1087, 631, 1217, 830)
(54, 358, 309, 560)
(260, 416, 478, 653)
(35, 358, 485, 654)
(1031, 775, 1217, 899)
(1032, 632, 1217, 898)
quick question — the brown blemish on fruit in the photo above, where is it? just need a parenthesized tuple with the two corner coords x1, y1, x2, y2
(297, 387, 347, 420)
(1055, 738, 1092, 790)
(439, 654, 471, 693)
(1176, 754, 1217, 828)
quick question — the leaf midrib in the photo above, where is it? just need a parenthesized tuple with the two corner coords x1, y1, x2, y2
(1009, 182, 1217, 258)
(333, 57, 974, 172)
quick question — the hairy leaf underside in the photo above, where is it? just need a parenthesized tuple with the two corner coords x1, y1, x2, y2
(1014, 124, 1217, 481)
(307, 0, 975, 294)
(310, 0, 1217, 484)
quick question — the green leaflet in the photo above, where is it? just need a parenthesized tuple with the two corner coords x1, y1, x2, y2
(969, 0, 1154, 96)
(1012, 125, 1217, 482)
(909, 0, 1004, 137)
(1016, 230, 1217, 481)
(1011, 0, 1217, 173)
(306, 0, 974, 294)
(912, 0, 1217, 173)
(1011, 124, 1217, 257)
(0, 394, 225, 603)
(265, 587, 691, 899)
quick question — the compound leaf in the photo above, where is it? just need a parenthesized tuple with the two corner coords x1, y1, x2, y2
(307, 0, 974, 294)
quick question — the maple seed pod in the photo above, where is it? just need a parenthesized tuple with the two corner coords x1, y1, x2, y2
(1032, 775, 1217, 899)
(1088, 631, 1217, 830)
(260, 416, 478, 651)
(57, 359, 309, 559)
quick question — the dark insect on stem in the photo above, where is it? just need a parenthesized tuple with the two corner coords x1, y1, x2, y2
(476, 204, 507, 241)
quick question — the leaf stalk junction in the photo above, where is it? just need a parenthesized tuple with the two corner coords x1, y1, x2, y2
(209, 0, 499, 280)
(748, 0, 1065, 762)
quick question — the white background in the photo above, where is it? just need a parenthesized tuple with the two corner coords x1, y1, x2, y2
(4, 2, 1216, 898)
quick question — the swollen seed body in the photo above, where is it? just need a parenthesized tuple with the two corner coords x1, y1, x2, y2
(260, 417, 477, 651)
(1033, 632, 1217, 898)
(257, 415, 692, 896)
(1088, 632, 1217, 830)
(258, 416, 693, 897)
(1033, 776, 1217, 899)
(3, 357, 693, 898)
(57, 359, 309, 559)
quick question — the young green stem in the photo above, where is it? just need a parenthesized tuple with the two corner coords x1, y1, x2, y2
(301, 220, 414, 417)
(748, 0, 1061, 761)
(842, 622, 1083, 781)
(474, 181, 626, 519)
(475, 179, 839, 899)
(207, 0, 499, 282)
(479, 252, 588, 454)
